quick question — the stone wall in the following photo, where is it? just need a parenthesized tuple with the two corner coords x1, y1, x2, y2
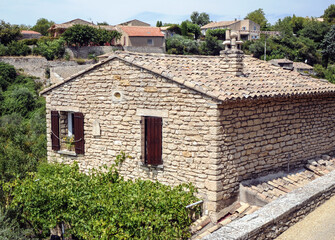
(213, 94, 335, 216)
(0, 56, 87, 83)
(124, 46, 165, 53)
(0, 56, 48, 80)
(65, 46, 122, 59)
(44, 58, 222, 215)
(203, 169, 335, 240)
(50, 65, 92, 84)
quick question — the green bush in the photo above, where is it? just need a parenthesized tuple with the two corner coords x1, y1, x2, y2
(0, 41, 31, 56)
(166, 35, 199, 55)
(0, 62, 17, 91)
(7, 155, 200, 239)
(19, 38, 38, 45)
(0, 207, 32, 240)
(33, 38, 65, 60)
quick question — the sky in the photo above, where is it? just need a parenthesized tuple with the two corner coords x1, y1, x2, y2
(0, 0, 333, 27)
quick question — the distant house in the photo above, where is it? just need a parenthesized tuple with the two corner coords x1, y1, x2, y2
(293, 62, 314, 75)
(118, 19, 151, 27)
(48, 19, 95, 37)
(201, 19, 260, 40)
(269, 58, 294, 70)
(116, 26, 165, 53)
(21, 30, 42, 39)
(48, 18, 117, 38)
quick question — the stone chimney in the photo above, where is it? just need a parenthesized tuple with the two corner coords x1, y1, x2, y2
(220, 30, 244, 76)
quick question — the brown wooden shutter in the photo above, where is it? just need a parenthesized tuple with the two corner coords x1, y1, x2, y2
(141, 116, 146, 163)
(74, 112, 85, 154)
(51, 111, 60, 151)
(146, 117, 162, 165)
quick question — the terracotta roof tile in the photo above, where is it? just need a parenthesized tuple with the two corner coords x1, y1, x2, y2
(119, 26, 164, 37)
(21, 30, 41, 34)
(41, 52, 335, 100)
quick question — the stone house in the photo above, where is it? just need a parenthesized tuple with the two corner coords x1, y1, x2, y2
(20, 30, 42, 39)
(118, 19, 151, 27)
(115, 26, 165, 53)
(40, 36, 335, 222)
(201, 19, 261, 40)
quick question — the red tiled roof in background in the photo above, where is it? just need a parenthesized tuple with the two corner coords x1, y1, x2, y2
(21, 30, 42, 35)
(119, 26, 164, 37)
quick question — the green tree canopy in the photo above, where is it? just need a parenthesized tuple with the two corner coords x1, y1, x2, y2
(62, 24, 121, 47)
(156, 21, 163, 27)
(323, 4, 335, 24)
(245, 8, 269, 30)
(321, 25, 335, 65)
(31, 18, 55, 36)
(190, 11, 210, 26)
(0, 20, 21, 45)
(97, 21, 109, 25)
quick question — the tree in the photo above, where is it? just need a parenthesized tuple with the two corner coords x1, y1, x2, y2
(156, 21, 163, 27)
(299, 19, 330, 45)
(245, 8, 269, 30)
(321, 25, 335, 66)
(0, 20, 21, 45)
(97, 21, 109, 25)
(323, 4, 335, 24)
(190, 11, 210, 26)
(206, 29, 226, 40)
(31, 18, 55, 36)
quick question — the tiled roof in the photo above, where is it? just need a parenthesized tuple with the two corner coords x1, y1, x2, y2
(112, 52, 335, 101)
(269, 58, 293, 64)
(293, 62, 314, 70)
(21, 30, 41, 35)
(118, 26, 164, 37)
(201, 20, 238, 29)
(41, 51, 335, 101)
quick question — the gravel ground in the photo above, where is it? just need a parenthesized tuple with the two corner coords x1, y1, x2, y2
(276, 195, 335, 240)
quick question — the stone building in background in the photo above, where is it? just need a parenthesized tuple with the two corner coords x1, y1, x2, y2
(40, 35, 335, 222)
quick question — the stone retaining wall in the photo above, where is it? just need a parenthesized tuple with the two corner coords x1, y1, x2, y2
(65, 46, 122, 59)
(203, 169, 335, 240)
(212, 94, 335, 216)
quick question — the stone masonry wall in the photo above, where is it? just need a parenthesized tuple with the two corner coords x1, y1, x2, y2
(44, 58, 222, 215)
(215, 94, 335, 211)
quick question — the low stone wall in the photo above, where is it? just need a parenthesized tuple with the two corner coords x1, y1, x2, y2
(0, 56, 92, 83)
(0, 56, 48, 80)
(203, 170, 335, 240)
(124, 46, 165, 54)
(65, 46, 122, 59)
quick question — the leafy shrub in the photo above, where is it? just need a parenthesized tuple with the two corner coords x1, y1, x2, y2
(166, 35, 199, 55)
(33, 38, 65, 60)
(75, 58, 86, 65)
(0, 20, 21, 45)
(6, 41, 31, 56)
(0, 62, 17, 91)
(19, 38, 38, 45)
(62, 24, 121, 47)
(7, 155, 200, 239)
(2, 87, 36, 117)
(0, 207, 32, 240)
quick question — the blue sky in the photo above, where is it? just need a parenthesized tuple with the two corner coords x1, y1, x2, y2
(0, 0, 333, 26)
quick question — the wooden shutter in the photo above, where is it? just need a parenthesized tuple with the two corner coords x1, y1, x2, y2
(51, 111, 60, 151)
(74, 112, 85, 154)
(141, 117, 146, 163)
(146, 117, 162, 165)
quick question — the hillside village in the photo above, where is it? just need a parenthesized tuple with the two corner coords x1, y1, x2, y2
(1, 4, 335, 240)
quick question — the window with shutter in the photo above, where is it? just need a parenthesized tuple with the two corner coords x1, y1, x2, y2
(142, 116, 162, 165)
(50, 111, 84, 154)
(51, 111, 60, 151)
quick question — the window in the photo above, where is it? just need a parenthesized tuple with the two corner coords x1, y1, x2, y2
(141, 116, 162, 165)
(242, 27, 246, 30)
(254, 26, 257, 30)
(147, 39, 153, 46)
(51, 111, 85, 154)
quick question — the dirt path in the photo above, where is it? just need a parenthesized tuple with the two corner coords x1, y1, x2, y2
(276, 195, 335, 240)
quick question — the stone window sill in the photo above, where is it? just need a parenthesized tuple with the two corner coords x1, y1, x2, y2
(139, 162, 164, 170)
(57, 150, 77, 156)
